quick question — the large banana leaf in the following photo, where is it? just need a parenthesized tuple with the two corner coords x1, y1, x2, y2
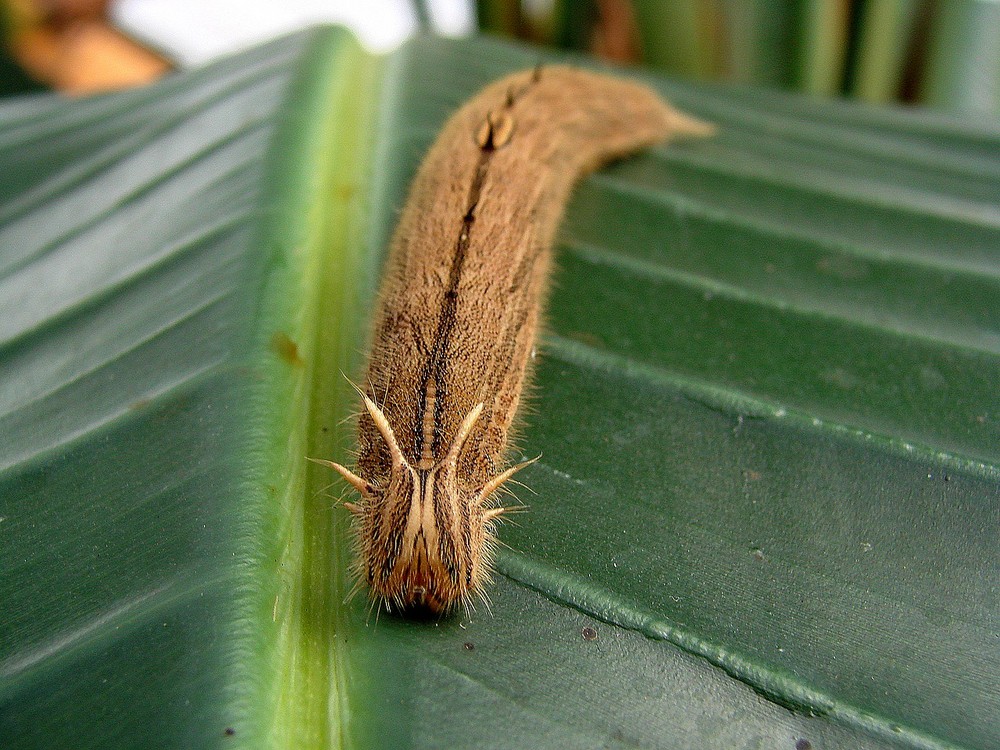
(1, 26, 997, 750)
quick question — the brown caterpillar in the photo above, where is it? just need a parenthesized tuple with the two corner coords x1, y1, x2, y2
(313, 66, 712, 615)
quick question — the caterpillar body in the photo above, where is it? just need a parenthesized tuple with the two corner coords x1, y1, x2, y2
(314, 66, 711, 615)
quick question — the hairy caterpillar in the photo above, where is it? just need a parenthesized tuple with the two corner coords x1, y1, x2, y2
(313, 65, 711, 615)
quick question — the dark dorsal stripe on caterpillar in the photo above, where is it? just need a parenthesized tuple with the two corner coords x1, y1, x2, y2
(312, 66, 712, 615)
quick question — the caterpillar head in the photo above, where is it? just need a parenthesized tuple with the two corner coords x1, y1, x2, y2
(313, 397, 526, 616)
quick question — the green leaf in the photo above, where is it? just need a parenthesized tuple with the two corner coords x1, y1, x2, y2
(850, 0, 921, 103)
(920, 0, 1000, 113)
(631, 0, 717, 79)
(796, 0, 852, 95)
(2, 26, 998, 750)
(0, 26, 378, 748)
(716, 0, 799, 88)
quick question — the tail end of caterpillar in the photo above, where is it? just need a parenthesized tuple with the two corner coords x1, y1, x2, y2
(661, 107, 715, 140)
(312, 401, 530, 617)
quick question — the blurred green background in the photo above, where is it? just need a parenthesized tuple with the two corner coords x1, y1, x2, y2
(2, 0, 999, 113)
(477, 0, 1000, 113)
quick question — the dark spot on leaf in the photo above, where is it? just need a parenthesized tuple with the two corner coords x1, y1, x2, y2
(582, 626, 598, 641)
(224, 727, 236, 737)
(795, 739, 811, 750)
(270, 331, 303, 367)
(463, 642, 475, 651)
